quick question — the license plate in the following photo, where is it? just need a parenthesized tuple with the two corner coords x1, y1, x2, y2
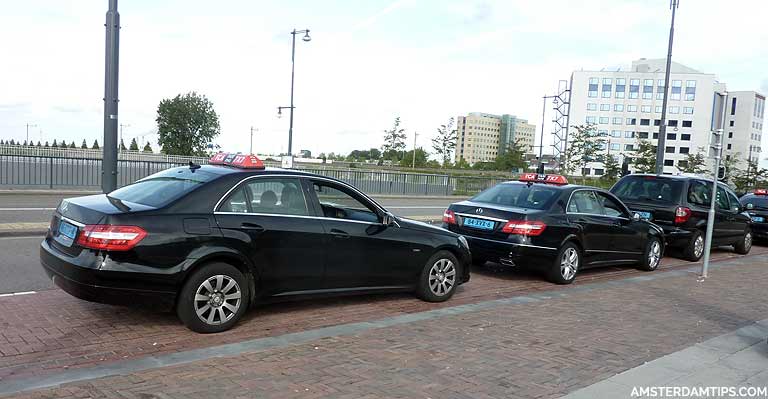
(635, 211, 652, 220)
(752, 216, 764, 223)
(463, 217, 495, 230)
(58, 221, 78, 240)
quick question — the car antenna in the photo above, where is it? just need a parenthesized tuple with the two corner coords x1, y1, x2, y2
(189, 161, 201, 171)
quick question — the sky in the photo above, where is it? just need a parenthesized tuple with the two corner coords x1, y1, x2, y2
(1, 0, 767, 158)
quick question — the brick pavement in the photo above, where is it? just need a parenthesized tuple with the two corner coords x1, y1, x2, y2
(0, 248, 765, 398)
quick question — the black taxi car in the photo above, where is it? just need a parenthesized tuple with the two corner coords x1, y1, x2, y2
(740, 189, 768, 241)
(442, 174, 664, 284)
(41, 153, 470, 333)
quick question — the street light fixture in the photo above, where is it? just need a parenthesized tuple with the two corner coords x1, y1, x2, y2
(275, 28, 311, 162)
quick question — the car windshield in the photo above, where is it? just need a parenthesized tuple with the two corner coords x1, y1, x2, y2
(471, 183, 558, 210)
(742, 195, 768, 210)
(108, 167, 218, 207)
(611, 176, 683, 204)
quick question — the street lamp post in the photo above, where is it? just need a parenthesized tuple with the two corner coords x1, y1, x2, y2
(701, 91, 728, 279)
(119, 123, 130, 151)
(26, 123, 37, 144)
(277, 28, 311, 160)
(538, 95, 558, 174)
(654, 0, 679, 175)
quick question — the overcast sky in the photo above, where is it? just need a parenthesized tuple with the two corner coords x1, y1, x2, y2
(1, 0, 766, 157)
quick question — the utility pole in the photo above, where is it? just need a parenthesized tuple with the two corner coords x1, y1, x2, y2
(250, 126, 257, 154)
(26, 123, 37, 144)
(102, 0, 120, 193)
(701, 91, 727, 279)
(655, 0, 679, 175)
(119, 123, 130, 152)
(412, 132, 418, 168)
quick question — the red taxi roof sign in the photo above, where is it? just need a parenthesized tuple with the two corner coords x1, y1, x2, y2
(755, 189, 767, 195)
(208, 152, 265, 169)
(518, 173, 568, 185)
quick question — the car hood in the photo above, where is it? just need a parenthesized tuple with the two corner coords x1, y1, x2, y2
(397, 217, 453, 236)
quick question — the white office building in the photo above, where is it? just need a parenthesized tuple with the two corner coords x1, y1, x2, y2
(568, 58, 764, 175)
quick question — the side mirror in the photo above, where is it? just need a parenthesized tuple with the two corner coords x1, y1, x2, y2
(746, 203, 754, 210)
(632, 212, 641, 222)
(382, 212, 397, 227)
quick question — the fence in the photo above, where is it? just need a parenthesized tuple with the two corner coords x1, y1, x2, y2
(0, 154, 506, 196)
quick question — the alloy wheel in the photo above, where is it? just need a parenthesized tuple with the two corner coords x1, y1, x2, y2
(428, 259, 456, 297)
(694, 235, 704, 258)
(194, 275, 242, 325)
(648, 240, 661, 268)
(560, 247, 579, 280)
(745, 232, 753, 251)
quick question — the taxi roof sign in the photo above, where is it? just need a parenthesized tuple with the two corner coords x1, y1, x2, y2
(755, 189, 767, 195)
(518, 173, 568, 185)
(209, 152, 265, 169)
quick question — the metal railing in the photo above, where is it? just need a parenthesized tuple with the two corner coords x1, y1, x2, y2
(0, 154, 506, 196)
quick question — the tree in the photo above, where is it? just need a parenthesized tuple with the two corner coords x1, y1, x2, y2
(381, 117, 406, 160)
(36, 141, 41, 147)
(80, 139, 88, 149)
(92, 140, 100, 150)
(59, 140, 68, 148)
(563, 124, 604, 180)
(52, 139, 58, 147)
(119, 139, 127, 151)
(23, 140, 28, 146)
(9, 139, 15, 145)
(676, 147, 708, 174)
(632, 139, 657, 174)
(455, 157, 470, 169)
(142, 142, 153, 153)
(399, 148, 429, 168)
(431, 117, 457, 167)
(69, 141, 76, 148)
(600, 153, 622, 182)
(129, 138, 139, 151)
(495, 139, 528, 172)
(733, 159, 768, 194)
(44, 141, 50, 147)
(156, 91, 221, 156)
(720, 153, 741, 183)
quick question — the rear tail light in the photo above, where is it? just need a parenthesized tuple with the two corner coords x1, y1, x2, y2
(502, 220, 547, 236)
(76, 225, 147, 251)
(674, 207, 691, 225)
(442, 210, 456, 225)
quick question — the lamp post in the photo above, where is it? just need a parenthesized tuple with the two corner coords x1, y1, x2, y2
(250, 126, 258, 154)
(26, 123, 37, 144)
(277, 28, 311, 160)
(701, 91, 728, 279)
(119, 123, 130, 152)
(538, 95, 558, 173)
(654, 0, 679, 175)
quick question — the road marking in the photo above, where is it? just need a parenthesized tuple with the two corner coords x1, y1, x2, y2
(0, 208, 56, 211)
(0, 291, 37, 298)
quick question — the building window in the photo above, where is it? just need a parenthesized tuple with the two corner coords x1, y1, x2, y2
(615, 78, 626, 98)
(638, 132, 649, 139)
(683, 107, 694, 114)
(671, 80, 682, 100)
(629, 79, 640, 99)
(656, 80, 665, 100)
(641, 105, 652, 113)
(586, 116, 597, 124)
(611, 130, 622, 138)
(624, 131, 635, 138)
(614, 104, 624, 112)
(625, 144, 634, 151)
(681, 134, 691, 141)
(682, 120, 692, 128)
(599, 117, 609, 124)
(587, 103, 597, 111)
(655, 106, 662, 113)
(598, 130, 608, 137)
(729, 120, 734, 127)
(600, 103, 610, 111)
(684, 80, 696, 100)
(727, 143, 732, 150)
(678, 160, 689, 168)
(670, 106, 680, 114)
(626, 118, 637, 125)
(613, 117, 622, 125)
(680, 147, 689, 154)
(654, 119, 662, 126)
(653, 132, 659, 139)
(640, 119, 650, 126)
(728, 132, 733, 138)
(668, 120, 678, 127)
(667, 133, 676, 140)
(664, 160, 674, 166)
(731, 97, 737, 115)
(610, 143, 620, 151)
(642, 79, 654, 99)
(626, 105, 637, 112)
(594, 168, 604, 176)
(582, 168, 591, 176)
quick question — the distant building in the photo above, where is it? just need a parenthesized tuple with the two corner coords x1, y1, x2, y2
(298, 150, 312, 158)
(454, 112, 536, 165)
(568, 58, 765, 176)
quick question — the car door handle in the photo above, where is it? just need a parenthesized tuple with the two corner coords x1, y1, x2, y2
(240, 222, 265, 232)
(330, 228, 350, 239)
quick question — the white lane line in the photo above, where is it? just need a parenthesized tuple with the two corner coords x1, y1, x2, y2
(0, 291, 37, 298)
(0, 208, 56, 211)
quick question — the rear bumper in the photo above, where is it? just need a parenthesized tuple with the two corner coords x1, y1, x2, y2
(657, 225, 693, 248)
(465, 236, 556, 269)
(40, 239, 177, 311)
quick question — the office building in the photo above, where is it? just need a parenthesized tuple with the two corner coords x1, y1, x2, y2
(455, 112, 535, 164)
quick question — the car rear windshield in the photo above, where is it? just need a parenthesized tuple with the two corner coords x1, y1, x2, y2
(611, 176, 683, 204)
(742, 195, 768, 210)
(471, 183, 559, 210)
(108, 167, 219, 207)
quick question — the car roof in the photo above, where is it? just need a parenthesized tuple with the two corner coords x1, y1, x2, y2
(496, 180, 590, 191)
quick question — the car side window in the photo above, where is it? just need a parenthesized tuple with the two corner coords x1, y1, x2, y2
(726, 191, 741, 213)
(219, 178, 309, 216)
(568, 190, 604, 215)
(596, 192, 627, 218)
(715, 185, 730, 211)
(312, 182, 380, 223)
(687, 180, 712, 207)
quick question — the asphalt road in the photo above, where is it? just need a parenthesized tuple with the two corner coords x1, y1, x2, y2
(0, 193, 461, 224)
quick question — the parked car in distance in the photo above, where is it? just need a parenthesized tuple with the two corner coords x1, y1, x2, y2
(740, 189, 768, 241)
(611, 174, 752, 261)
(40, 153, 471, 333)
(442, 173, 665, 284)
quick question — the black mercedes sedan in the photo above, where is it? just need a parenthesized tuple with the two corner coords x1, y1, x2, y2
(740, 189, 768, 241)
(442, 174, 664, 284)
(41, 153, 470, 333)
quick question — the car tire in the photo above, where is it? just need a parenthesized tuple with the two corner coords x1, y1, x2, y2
(638, 236, 662, 271)
(733, 229, 752, 255)
(548, 242, 580, 285)
(683, 230, 705, 262)
(416, 250, 461, 302)
(177, 262, 250, 333)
